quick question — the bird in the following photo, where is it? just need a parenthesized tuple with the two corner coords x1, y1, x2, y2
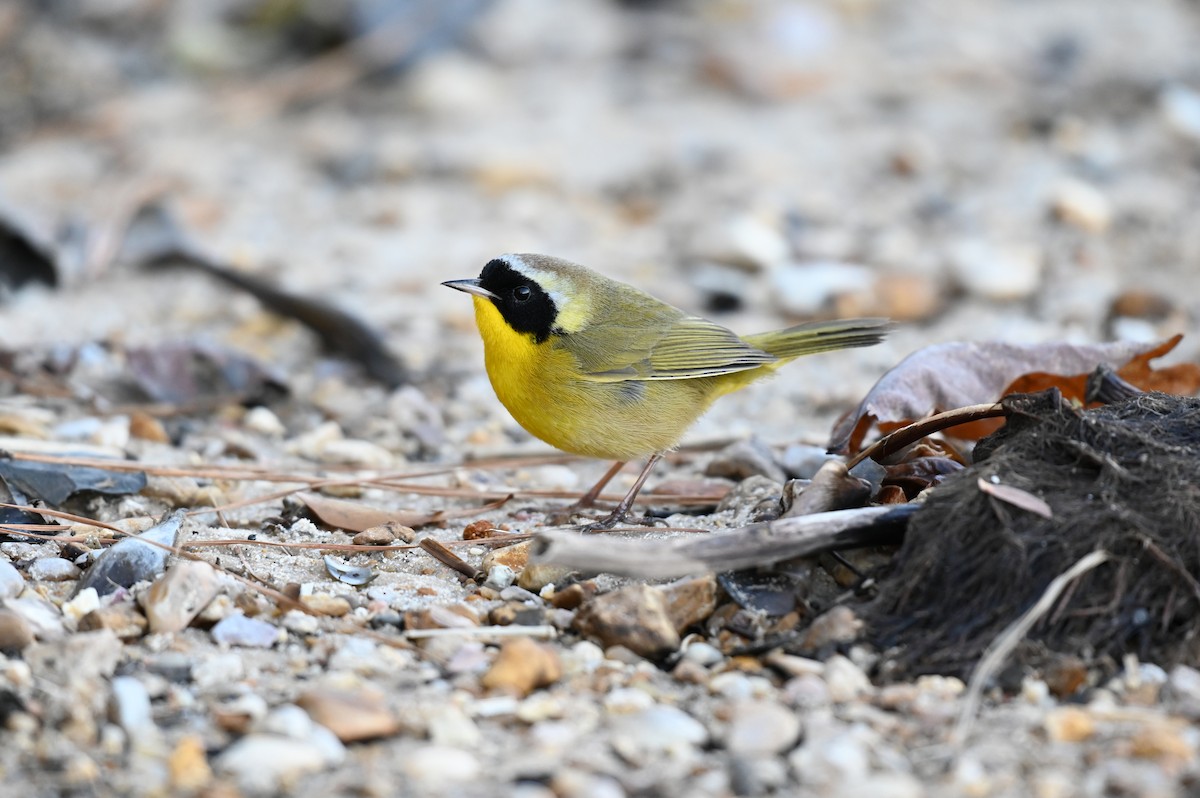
(444, 253, 889, 528)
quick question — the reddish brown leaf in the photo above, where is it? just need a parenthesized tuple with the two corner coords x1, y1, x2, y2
(298, 492, 509, 532)
(829, 337, 1197, 454)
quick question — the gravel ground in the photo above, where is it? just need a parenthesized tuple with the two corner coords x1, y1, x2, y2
(1, 1, 1200, 796)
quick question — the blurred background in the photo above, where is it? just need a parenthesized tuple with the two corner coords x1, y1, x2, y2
(1, 0, 1198, 452)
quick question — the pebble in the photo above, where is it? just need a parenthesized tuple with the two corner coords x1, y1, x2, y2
(5, 595, 65, 640)
(608, 705, 708, 759)
(142, 560, 220, 634)
(1043, 706, 1094, 742)
(948, 239, 1043, 301)
(109, 676, 160, 748)
(280, 609, 321, 635)
(823, 655, 872, 703)
(317, 438, 396, 468)
(1166, 664, 1200, 712)
(215, 732, 344, 795)
(691, 213, 790, 272)
(352, 525, 399, 546)
(837, 773, 924, 798)
(790, 725, 872, 786)
(551, 770, 626, 798)
(704, 438, 787, 484)
(60, 587, 100, 623)
(801, 606, 863, 649)
(1160, 83, 1200, 142)
(771, 261, 874, 316)
(167, 735, 213, 792)
(574, 584, 680, 659)
(781, 444, 837, 480)
(1129, 723, 1194, 761)
(211, 612, 279, 648)
(74, 509, 184, 597)
(715, 475, 784, 524)
(681, 641, 725, 667)
(1050, 178, 1113, 234)
(0, 608, 35, 653)
(518, 563, 575, 592)
(27, 557, 80, 582)
(79, 602, 148, 639)
(480, 637, 563, 696)
(482, 540, 532, 572)
(0, 559, 25, 599)
(243, 405, 286, 437)
(659, 575, 718, 633)
(300, 593, 352, 617)
(724, 700, 802, 755)
(784, 674, 832, 709)
(192, 652, 245, 689)
(296, 685, 400, 742)
(400, 745, 481, 784)
(603, 687, 656, 715)
(427, 705, 482, 747)
(484, 564, 517, 590)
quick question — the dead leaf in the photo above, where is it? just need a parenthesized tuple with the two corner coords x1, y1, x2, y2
(830, 336, 1200, 453)
(126, 341, 288, 406)
(298, 492, 510, 532)
(976, 477, 1053, 519)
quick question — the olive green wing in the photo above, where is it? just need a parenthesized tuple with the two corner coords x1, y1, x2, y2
(562, 313, 777, 382)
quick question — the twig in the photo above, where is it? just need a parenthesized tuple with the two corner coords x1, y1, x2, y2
(845, 403, 1007, 470)
(420, 539, 485, 582)
(533, 504, 915, 579)
(402, 625, 558, 641)
(953, 549, 1109, 746)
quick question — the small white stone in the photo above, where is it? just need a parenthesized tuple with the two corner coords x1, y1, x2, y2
(948, 239, 1043, 301)
(61, 587, 100, 623)
(1160, 84, 1200, 142)
(694, 213, 790, 272)
(608, 705, 708, 757)
(681, 641, 724, 667)
(243, 406, 286, 437)
(192, 652, 245, 689)
(1050, 178, 1113, 233)
(316, 438, 395, 468)
(1022, 677, 1050, 705)
(823, 655, 872, 703)
(484, 565, 516, 591)
(526, 465, 579, 491)
(603, 687, 655, 715)
(771, 261, 873, 316)
(516, 694, 565, 723)
(215, 734, 339, 794)
(400, 745, 481, 784)
(280, 610, 321, 635)
(0, 560, 25, 599)
(724, 700, 802, 755)
(427, 706, 482, 747)
(28, 557, 81, 582)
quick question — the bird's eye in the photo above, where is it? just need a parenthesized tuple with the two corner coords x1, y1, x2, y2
(513, 285, 532, 302)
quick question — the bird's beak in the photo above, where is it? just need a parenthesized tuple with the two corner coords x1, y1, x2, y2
(442, 278, 498, 300)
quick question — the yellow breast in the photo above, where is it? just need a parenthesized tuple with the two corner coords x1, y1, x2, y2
(471, 296, 726, 461)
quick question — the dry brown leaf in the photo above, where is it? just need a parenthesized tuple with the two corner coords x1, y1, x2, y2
(830, 336, 1199, 454)
(298, 492, 510, 532)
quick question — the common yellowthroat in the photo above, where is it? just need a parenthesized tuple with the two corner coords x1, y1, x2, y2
(444, 254, 889, 527)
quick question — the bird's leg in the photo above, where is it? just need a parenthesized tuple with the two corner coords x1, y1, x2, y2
(546, 460, 627, 524)
(583, 453, 664, 531)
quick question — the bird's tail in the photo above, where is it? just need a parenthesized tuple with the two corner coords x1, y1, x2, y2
(742, 318, 892, 361)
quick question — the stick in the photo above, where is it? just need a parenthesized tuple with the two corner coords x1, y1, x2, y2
(532, 504, 915, 579)
(952, 549, 1110, 745)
